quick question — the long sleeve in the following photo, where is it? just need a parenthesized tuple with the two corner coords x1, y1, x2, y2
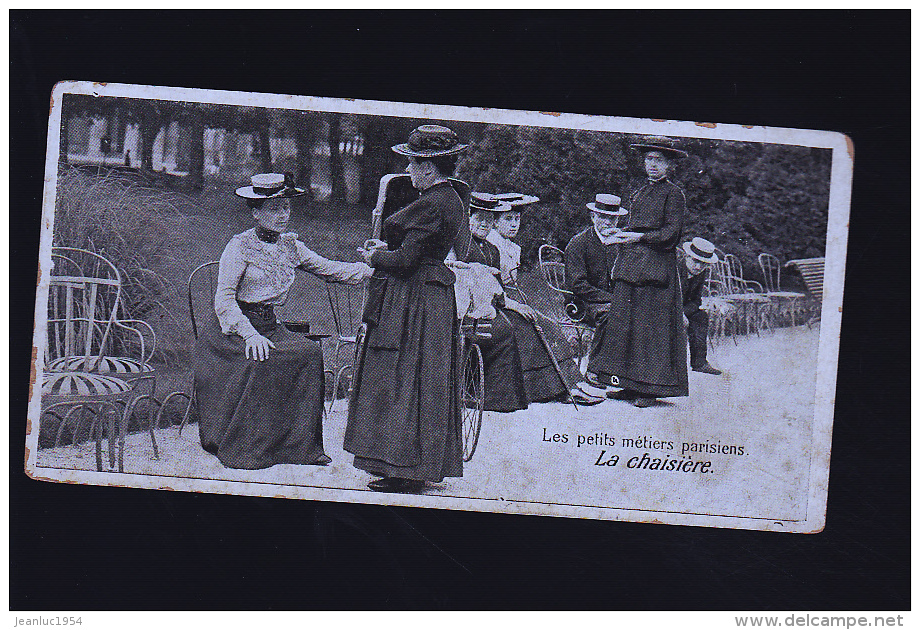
(214, 238, 260, 340)
(296, 242, 373, 283)
(566, 236, 614, 305)
(371, 203, 441, 272)
(639, 185, 685, 250)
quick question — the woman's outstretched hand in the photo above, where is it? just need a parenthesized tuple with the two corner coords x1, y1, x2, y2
(245, 333, 276, 361)
(357, 239, 387, 266)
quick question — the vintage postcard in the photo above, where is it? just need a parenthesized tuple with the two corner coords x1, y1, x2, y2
(27, 81, 852, 532)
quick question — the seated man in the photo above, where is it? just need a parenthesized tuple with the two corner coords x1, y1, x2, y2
(464, 193, 603, 407)
(564, 193, 628, 397)
(680, 237, 722, 375)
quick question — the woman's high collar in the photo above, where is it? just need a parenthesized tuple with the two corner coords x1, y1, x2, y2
(255, 225, 281, 243)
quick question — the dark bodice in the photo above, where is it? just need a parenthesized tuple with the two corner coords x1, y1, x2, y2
(565, 228, 619, 306)
(372, 181, 468, 278)
(626, 178, 686, 251)
(466, 235, 502, 270)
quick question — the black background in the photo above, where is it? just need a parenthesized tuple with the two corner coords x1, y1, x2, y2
(11, 11, 909, 610)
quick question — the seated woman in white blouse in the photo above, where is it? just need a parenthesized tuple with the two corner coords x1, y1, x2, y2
(194, 173, 372, 470)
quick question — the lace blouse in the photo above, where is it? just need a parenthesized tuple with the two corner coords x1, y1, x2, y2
(215, 228, 372, 339)
(486, 230, 521, 286)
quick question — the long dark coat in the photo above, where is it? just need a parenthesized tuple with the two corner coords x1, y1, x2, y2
(588, 178, 689, 398)
(344, 181, 466, 482)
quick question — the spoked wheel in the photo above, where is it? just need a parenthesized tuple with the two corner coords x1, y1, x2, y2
(461, 341, 484, 462)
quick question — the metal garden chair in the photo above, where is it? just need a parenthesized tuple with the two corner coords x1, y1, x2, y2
(537, 244, 593, 363)
(179, 261, 337, 434)
(41, 248, 157, 472)
(324, 277, 368, 414)
(758, 253, 807, 327)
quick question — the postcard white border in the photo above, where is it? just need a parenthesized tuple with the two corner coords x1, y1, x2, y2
(27, 81, 853, 533)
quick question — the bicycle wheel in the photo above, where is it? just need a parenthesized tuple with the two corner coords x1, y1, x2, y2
(461, 341, 484, 462)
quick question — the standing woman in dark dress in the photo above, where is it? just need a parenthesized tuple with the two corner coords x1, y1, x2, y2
(588, 137, 690, 407)
(195, 173, 372, 469)
(344, 125, 470, 493)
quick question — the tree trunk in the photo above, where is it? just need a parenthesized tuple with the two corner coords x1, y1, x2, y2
(257, 124, 272, 173)
(361, 121, 389, 205)
(187, 110, 205, 190)
(294, 125, 314, 199)
(139, 115, 159, 172)
(328, 113, 346, 202)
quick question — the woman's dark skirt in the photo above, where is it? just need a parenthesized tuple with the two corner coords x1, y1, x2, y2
(588, 261, 689, 398)
(505, 310, 578, 403)
(194, 310, 329, 469)
(344, 279, 464, 482)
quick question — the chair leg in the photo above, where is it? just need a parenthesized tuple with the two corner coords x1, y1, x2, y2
(178, 389, 196, 436)
(53, 405, 77, 448)
(65, 405, 89, 449)
(117, 401, 127, 473)
(158, 391, 191, 447)
(107, 404, 117, 469)
(127, 394, 159, 460)
(329, 364, 352, 415)
(94, 406, 103, 472)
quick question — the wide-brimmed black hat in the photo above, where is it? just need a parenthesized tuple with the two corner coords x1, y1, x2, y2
(492, 192, 540, 207)
(469, 192, 513, 214)
(392, 125, 469, 157)
(682, 237, 720, 263)
(629, 136, 688, 159)
(235, 172, 307, 199)
(586, 193, 628, 216)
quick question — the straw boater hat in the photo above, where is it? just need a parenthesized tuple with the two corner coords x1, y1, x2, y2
(392, 125, 469, 157)
(682, 237, 720, 264)
(469, 192, 513, 215)
(235, 172, 307, 199)
(586, 193, 628, 216)
(629, 136, 689, 159)
(492, 192, 540, 207)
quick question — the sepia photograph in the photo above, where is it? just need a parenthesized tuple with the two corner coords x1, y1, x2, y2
(26, 81, 851, 533)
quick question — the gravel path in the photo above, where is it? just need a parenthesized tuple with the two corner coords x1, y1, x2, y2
(35, 326, 820, 522)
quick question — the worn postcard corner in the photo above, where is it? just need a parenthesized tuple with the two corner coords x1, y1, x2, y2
(27, 81, 852, 533)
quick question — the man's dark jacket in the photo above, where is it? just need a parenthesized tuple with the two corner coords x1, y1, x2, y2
(564, 227, 619, 326)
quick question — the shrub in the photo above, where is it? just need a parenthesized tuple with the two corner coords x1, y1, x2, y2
(52, 166, 194, 367)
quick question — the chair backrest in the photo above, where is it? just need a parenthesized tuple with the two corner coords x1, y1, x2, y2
(538, 244, 571, 297)
(758, 253, 782, 293)
(47, 247, 122, 368)
(187, 261, 220, 340)
(325, 278, 369, 340)
(785, 258, 825, 302)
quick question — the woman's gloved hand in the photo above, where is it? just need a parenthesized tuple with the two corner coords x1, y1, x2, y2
(245, 333, 276, 361)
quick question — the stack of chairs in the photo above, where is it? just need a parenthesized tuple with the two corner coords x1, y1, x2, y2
(706, 249, 772, 341)
(40, 247, 160, 472)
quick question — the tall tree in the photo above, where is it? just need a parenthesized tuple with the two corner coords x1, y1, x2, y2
(182, 104, 205, 190)
(327, 112, 346, 202)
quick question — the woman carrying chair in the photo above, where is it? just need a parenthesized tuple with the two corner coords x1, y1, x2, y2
(194, 173, 372, 470)
(345, 125, 470, 494)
